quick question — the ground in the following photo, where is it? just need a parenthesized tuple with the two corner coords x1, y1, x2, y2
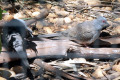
(0, 0, 120, 80)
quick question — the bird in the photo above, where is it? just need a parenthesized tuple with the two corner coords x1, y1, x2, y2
(38, 16, 110, 45)
(2, 19, 34, 79)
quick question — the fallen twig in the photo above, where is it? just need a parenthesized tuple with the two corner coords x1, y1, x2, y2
(33, 59, 84, 80)
(25, 9, 49, 26)
(0, 8, 49, 32)
(0, 39, 120, 63)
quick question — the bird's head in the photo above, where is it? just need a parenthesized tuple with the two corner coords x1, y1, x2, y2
(96, 16, 110, 30)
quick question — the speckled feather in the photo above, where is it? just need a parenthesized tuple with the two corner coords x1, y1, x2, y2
(38, 16, 109, 44)
(61, 16, 109, 44)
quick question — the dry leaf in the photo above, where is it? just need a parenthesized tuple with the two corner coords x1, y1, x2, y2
(92, 67, 105, 78)
(3, 14, 14, 21)
(113, 26, 120, 34)
(72, 58, 86, 63)
(55, 18, 64, 26)
(104, 7, 112, 11)
(102, 64, 110, 69)
(14, 12, 26, 19)
(0, 77, 6, 80)
(11, 66, 24, 74)
(76, 14, 82, 18)
(118, 0, 120, 2)
(33, 8, 41, 12)
(84, 0, 101, 5)
(114, 18, 120, 22)
(47, 13, 58, 18)
(55, 11, 69, 17)
(32, 11, 40, 17)
(68, 14, 74, 20)
(46, 4, 52, 9)
(112, 64, 120, 72)
(44, 27, 53, 34)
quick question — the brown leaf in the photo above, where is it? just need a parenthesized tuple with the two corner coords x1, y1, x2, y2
(92, 67, 105, 78)
(0, 77, 6, 80)
(44, 27, 53, 34)
(11, 66, 24, 74)
(112, 64, 120, 72)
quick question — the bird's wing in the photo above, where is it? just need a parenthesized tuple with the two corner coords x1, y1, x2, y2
(37, 33, 62, 38)
(68, 22, 96, 42)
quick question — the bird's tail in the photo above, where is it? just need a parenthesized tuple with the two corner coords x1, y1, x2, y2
(37, 33, 62, 38)
(17, 51, 30, 68)
(15, 48, 34, 79)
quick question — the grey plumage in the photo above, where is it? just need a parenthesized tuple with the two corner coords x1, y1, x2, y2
(38, 16, 109, 44)
(2, 19, 33, 79)
(2, 19, 32, 48)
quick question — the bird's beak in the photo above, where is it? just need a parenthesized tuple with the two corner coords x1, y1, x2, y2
(105, 22, 110, 27)
(102, 22, 110, 30)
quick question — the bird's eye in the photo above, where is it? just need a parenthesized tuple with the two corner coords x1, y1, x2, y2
(102, 20, 105, 23)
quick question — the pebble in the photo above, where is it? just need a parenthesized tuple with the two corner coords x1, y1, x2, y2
(32, 11, 40, 17)
(64, 17, 72, 23)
